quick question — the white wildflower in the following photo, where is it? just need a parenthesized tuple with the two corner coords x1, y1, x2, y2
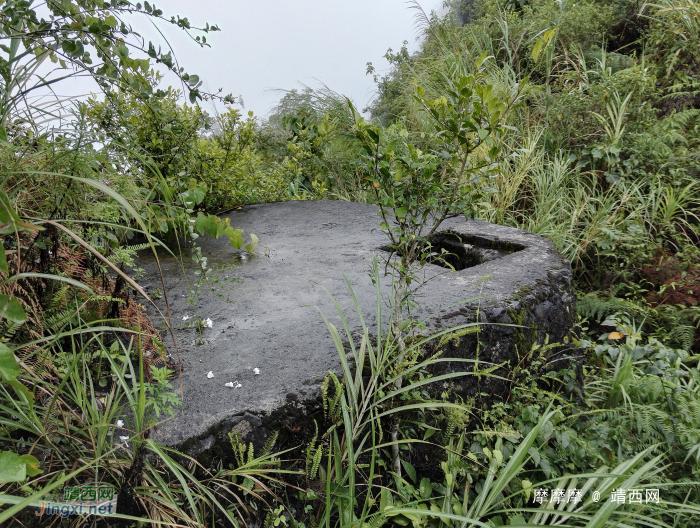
(183, 315, 190, 321)
(207, 371, 214, 379)
(119, 436, 129, 441)
(224, 382, 234, 388)
(235, 383, 242, 389)
(205, 317, 213, 328)
(253, 368, 260, 375)
(116, 419, 124, 428)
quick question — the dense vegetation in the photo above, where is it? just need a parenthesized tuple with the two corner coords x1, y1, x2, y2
(1, 0, 699, 526)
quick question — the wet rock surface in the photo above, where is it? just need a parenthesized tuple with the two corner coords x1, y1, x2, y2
(134, 200, 576, 459)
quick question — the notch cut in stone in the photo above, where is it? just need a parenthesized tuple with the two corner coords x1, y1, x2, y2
(380, 230, 526, 271)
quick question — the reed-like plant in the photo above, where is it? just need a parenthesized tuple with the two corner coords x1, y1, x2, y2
(306, 259, 506, 527)
(305, 267, 700, 527)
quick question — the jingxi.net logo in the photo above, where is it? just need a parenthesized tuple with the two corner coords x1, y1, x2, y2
(35, 485, 117, 518)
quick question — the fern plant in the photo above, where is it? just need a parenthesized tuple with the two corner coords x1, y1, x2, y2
(578, 292, 697, 352)
(585, 319, 700, 472)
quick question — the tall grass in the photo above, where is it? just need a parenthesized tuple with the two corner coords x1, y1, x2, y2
(0, 323, 302, 526)
(304, 261, 700, 528)
(310, 258, 497, 527)
(366, 4, 698, 279)
(0, 114, 278, 527)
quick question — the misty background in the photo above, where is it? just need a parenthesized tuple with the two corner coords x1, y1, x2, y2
(154, 0, 446, 116)
(38, 0, 446, 119)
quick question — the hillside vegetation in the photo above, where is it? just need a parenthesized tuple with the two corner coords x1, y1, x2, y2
(1, 0, 699, 527)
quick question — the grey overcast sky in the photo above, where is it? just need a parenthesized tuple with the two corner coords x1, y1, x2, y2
(134, 0, 445, 117)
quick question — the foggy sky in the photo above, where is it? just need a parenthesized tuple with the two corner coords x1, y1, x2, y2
(129, 0, 445, 116)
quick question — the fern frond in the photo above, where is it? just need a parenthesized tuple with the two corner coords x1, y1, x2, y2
(321, 376, 330, 418)
(106, 242, 157, 264)
(260, 431, 279, 459)
(310, 445, 323, 480)
(577, 293, 652, 324)
(247, 442, 255, 464)
(3, 320, 23, 341)
(305, 420, 320, 478)
(668, 324, 695, 352)
(43, 309, 76, 333)
(47, 284, 71, 312)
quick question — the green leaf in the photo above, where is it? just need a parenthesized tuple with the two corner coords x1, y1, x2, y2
(73, 41, 84, 57)
(247, 233, 259, 252)
(194, 212, 208, 235)
(0, 343, 32, 405)
(493, 448, 503, 467)
(367, 128, 380, 144)
(520, 480, 532, 503)
(8, 379, 33, 406)
(328, 482, 349, 497)
(192, 185, 206, 204)
(475, 50, 489, 68)
(0, 343, 20, 382)
(528, 446, 540, 466)
(401, 460, 417, 483)
(0, 295, 26, 324)
(1, 273, 94, 294)
(19, 454, 42, 477)
(225, 227, 244, 250)
(539, 419, 554, 440)
(205, 216, 218, 237)
(61, 40, 76, 54)
(0, 242, 7, 274)
(0, 452, 26, 484)
(216, 218, 228, 239)
(532, 29, 556, 64)
(509, 514, 526, 526)
(419, 477, 432, 499)
(0, 192, 42, 235)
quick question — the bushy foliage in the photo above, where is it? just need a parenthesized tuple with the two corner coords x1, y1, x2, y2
(365, 0, 700, 292)
(0, 3, 260, 524)
(85, 87, 287, 215)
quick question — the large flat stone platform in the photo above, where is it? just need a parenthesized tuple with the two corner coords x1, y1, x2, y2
(134, 200, 575, 458)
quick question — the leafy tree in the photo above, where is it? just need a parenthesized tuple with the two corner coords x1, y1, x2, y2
(86, 89, 285, 215)
(0, 0, 231, 133)
(353, 57, 519, 345)
(87, 83, 208, 175)
(351, 57, 523, 476)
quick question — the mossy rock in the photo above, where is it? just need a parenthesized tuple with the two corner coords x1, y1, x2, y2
(134, 201, 576, 463)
